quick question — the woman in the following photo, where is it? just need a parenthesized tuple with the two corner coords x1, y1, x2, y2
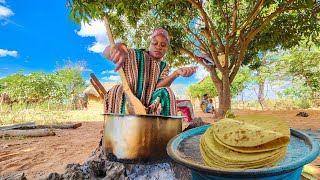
(103, 28, 196, 116)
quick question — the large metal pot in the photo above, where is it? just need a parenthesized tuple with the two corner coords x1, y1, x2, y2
(103, 113, 183, 160)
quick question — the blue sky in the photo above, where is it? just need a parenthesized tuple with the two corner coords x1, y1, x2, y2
(0, 0, 203, 91)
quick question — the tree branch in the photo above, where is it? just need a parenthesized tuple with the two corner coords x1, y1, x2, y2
(229, 36, 247, 83)
(231, 0, 238, 33)
(186, 38, 208, 53)
(230, 0, 264, 36)
(229, 36, 239, 50)
(229, 50, 238, 70)
(187, 0, 225, 50)
(176, 17, 212, 53)
(217, 0, 228, 22)
(178, 47, 222, 84)
(178, 47, 209, 68)
(245, 0, 297, 44)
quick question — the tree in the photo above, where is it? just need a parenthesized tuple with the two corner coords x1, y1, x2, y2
(54, 60, 87, 109)
(68, 0, 319, 116)
(54, 60, 86, 96)
(248, 51, 280, 109)
(278, 47, 320, 99)
(0, 72, 67, 107)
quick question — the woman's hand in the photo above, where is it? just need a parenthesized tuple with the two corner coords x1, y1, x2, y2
(175, 66, 197, 77)
(103, 43, 128, 71)
(156, 66, 197, 88)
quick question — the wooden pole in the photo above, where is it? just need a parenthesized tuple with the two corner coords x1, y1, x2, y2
(90, 73, 107, 99)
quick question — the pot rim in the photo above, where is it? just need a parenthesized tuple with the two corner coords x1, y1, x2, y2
(102, 113, 185, 119)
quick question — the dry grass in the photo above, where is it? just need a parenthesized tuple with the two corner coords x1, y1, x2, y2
(0, 101, 104, 125)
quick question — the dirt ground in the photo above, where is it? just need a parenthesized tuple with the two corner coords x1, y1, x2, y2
(0, 109, 319, 179)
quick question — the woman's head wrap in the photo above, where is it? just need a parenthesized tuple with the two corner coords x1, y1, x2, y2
(149, 28, 170, 44)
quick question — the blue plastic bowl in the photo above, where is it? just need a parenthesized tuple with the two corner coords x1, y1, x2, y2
(167, 125, 320, 180)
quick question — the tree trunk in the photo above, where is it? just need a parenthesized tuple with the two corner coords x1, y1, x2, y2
(306, 81, 315, 99)
(258, 79, 265, 110)
(216, 72, 231, 118)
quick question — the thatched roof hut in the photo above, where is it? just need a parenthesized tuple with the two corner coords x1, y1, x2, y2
(83, 82, 120, 102)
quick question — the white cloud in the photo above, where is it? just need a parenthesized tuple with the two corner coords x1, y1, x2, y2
(0, 5, 13, 17)
(76, 20, 109, 53)
(0, 49, 18, 57)
(194, 65, 210, 80)
(102, 75, 120, 82)
(83, 68, 93, 72)
(88, 42, 106, 53)
(101, 70, 116, 75)
(77, 64, 92, 72)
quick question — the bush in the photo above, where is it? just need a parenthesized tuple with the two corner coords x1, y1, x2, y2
(225, 110, 236, 118)
(297, 100, 311, 109)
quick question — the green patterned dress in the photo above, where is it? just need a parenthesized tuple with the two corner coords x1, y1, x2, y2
(104, 49, 177, 116)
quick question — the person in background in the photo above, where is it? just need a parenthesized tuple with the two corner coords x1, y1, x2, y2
(200, 94, 209, 112)
(79, 93, 88, 110)
(205, 99, 215, 113)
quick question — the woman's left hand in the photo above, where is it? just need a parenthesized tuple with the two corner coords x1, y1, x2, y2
(175, 66, 197, 77)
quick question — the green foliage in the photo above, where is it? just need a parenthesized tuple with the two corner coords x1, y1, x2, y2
(67, 0, 319, 68)
(278, 47, 320, 98)
(54, 66, 85, 96)
(249, 51, 281, 81)
(187, 76, 218, 98)
(187, 66, 252, 98)
(278, 85, 312, 100)
(230, 66, 253, 97)
(0, 61, 86, 105)
(0, 72, 67, 102)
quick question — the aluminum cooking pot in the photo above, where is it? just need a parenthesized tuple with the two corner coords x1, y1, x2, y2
(103, 113, 183, 160)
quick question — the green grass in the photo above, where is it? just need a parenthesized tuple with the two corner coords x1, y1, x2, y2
(0, 101, 104, 125)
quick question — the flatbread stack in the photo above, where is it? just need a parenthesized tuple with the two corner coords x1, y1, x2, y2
(200, 116, 290, 169)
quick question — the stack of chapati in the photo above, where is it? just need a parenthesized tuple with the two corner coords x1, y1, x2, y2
(200, 116, 290, 169)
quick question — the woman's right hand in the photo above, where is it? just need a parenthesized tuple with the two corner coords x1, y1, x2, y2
(175, 66, 197, 77)
(103, 43, 128, 72)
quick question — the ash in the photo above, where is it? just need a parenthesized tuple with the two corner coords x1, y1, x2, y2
(44, 143, 191, 180)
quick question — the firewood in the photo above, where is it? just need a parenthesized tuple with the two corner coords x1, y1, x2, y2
(37, 123, 82, 129)
(0, 122, 37, 131)
(0, 129, 55, 137)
